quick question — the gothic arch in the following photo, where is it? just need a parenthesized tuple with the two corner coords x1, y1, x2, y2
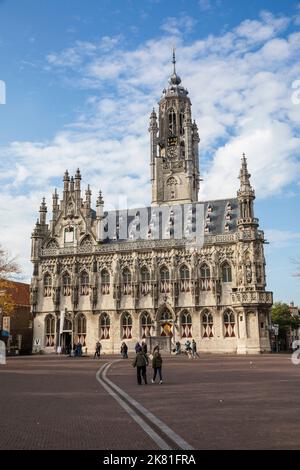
(155, 303, 175, 322)
(46, 239, 59, 249)
(79, 234, 93, 247)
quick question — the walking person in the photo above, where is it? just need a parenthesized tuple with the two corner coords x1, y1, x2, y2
(94, 341, 102, 359)
(151, 346, 163, 384)
(191, 339, 199, 359)
(141, 341, 148, 355)
(135, 341, 141, 353)
(76, 341, 82, 357)
(132, 346, 148, 385)
(121, 342, 128, 359)
(184, 339, 192, 359)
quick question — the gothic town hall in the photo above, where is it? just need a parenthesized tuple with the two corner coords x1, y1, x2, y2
(31, 55, 273, 354)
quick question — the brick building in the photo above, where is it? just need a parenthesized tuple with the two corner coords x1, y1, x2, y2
(0, 281, 33, 354)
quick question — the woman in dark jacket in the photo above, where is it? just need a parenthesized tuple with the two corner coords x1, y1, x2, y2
(151, 346, 163, 384)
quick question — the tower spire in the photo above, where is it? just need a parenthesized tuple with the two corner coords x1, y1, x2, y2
(172, 48, 176, 74)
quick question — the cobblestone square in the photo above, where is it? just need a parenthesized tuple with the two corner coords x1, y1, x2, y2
(1, 354, 299, 450)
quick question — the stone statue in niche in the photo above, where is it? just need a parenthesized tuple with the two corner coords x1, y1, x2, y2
(246, 260, 252, 283)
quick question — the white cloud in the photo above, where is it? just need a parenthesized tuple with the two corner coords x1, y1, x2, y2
(198, 0, 212, 12)
(265, 229, 300, 248)
(1, 10, 300, 281)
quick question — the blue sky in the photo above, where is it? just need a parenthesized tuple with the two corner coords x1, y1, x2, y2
(0, 0, 300, 304)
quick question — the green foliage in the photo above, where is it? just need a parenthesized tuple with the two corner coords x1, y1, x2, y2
(271, 302, 300, 339)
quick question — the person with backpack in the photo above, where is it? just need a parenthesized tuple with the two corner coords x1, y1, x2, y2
(151, 346, 163, 384)
(132, 346, 148, 385)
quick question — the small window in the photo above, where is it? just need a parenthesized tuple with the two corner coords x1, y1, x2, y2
(222, 263, 232, 283)
(64, 227, 74, 243)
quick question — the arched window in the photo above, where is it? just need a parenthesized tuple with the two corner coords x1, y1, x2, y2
(101, 269, 110, 294)
(179, 111, 185, 135)
(222, 262, 232, 283)
(43, 273, 52, 297)
(181, 310, 192, 338)
(45, 314, 55, 347)
(141, 266, 150, 295)
(62, 272, 71, 296)
(180, 265, 190, 292)
(160, 266, 170, 293)
(141, 312, 152, 338)
(100, 313, 110, 340)
(202, 310, 214, 338)
(122, 268, 132, 295)
(166, 176, 178, 200)
(168, 108, 176, 135)
(75, 313, 87, 345)
(200, 263, 211, 291)
(80, 271, 89, 296)
(160, 309, 173, 337)
(224, 310, 235, 338)
(122, 312, 132, 339)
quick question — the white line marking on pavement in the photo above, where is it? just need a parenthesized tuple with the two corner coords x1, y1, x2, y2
(98, 361, 194, 450)
(96, 362, 172, 450)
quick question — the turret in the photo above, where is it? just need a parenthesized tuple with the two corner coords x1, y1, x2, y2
(52, 188, 59, 220)
(96, 190, 105, 242)
(237, 153, 258, 229)
(39, 197, 47, 226)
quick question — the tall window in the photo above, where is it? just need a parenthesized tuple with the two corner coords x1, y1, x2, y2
(179, 111, 185, 135)
(80, 271, 89, 296)
(43, 273, 52, 297)
(141, 266, 150, 295)
(122, 268, 132, 295)
(168, 109, 176, 135)
(75, 313, 87, 345)
(100, 313, 110, 340)
(160, 266, 170, 293)
(224, 310, 235, 338)
(62, 272, 71, 296)
(180, 265, 190, 292)
(181, 310, 192, 338)
(141, 312, 152, 338)
(200, 263, 211, 291)
(222, 263, 232, 283)
(202, 310, 214, 338)
(101, 269, 110, 294)
(122, 312, 132, 339)
(45, 314, 55, 347)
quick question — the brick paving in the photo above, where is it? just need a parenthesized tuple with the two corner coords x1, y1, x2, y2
(1, 354, 300, 449)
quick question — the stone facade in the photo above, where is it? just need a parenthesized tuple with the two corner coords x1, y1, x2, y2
(31, 55, 272, 355)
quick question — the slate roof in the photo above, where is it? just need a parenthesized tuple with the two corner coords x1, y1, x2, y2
(97, 198, 239, 243)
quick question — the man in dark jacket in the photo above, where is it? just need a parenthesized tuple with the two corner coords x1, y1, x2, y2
(151, 346, 163, 384)
(132, 348, 148, 385)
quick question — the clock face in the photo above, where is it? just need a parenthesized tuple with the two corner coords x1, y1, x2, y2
(167, 146, 177, 159)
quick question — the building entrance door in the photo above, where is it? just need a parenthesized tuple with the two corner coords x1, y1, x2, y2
(61, 332, 72, 354)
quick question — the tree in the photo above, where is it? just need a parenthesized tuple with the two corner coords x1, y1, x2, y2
(0, 245, 21, 320)
(271, 302, 300, 347)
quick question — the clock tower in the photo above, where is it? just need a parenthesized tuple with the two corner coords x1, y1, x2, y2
(149, 51, 200, 206)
